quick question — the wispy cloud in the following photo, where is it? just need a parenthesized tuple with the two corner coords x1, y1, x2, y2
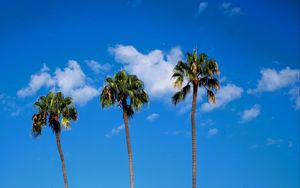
(220, 2, 241, 16)
(199, 119, 214, 127)
(266, 138, 284, 146)
(196, 2, 208, 16)
(162, 130, 190, 136)
(208, 128, 219, 136)
(85, 60, 111, 74)
(200, 84, 243, 112)
(249, 138, 291, 150)
(17, 61, 99, 106)
(240, 104, 260, 122)
(105, 124, 125, 138)
(146, 113, 159, 121)
(288, 140, 293, 148)
(109, 45, 183, 98)
(288, 86, 300, 109)
(0, 94, 23, 116)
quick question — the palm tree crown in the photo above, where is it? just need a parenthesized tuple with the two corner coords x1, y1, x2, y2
(32, 91, 78, 136)
(172, 50, 220, 105)
(100, 70, 149, 116)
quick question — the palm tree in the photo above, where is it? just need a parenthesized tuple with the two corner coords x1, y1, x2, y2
(100, 70, 149, 188)
(171, 50, 220, 188)
(32, 91, 78, 188)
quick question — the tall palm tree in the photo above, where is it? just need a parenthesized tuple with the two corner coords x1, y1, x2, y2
(171, 50, 220, 188)
(32, 91, 78, 188)
(100, 70, 149, 188)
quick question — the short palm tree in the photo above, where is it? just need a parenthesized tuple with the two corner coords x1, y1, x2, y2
(100, 70, 149, 188)
(172, 50, 220, 188)
(32, 91, 78, 188)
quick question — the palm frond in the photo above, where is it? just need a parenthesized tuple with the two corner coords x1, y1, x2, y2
(207, 90, 216, 103)
(171, 84, 191, 105)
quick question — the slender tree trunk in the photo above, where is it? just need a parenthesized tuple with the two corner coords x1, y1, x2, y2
(123, 109, 134, 188)
(55, 132, 69, 188)
(191, 83, 198, 188)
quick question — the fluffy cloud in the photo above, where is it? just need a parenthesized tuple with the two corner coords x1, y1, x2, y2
(105, 124, 125, 138)
(248, 67, 300, 109)
(220, 2, 241, 16)
(248, 67, 300, 93)
(55, 61, 99, 105)
(85, 60, 111, 73)
(17, 61, 99, 105)
(240, 104, 260, 122)
(146, 113, 159, 121)
(196, 2, 208, 15)
(109, 45, 183, 97)
(200, 84, 243, 112)
(17, 64, 55, 97)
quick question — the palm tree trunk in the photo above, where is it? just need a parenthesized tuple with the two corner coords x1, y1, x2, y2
(55, 132, 69, 188)
(123, 109, 134, 188)
(191, 83, 198, 188)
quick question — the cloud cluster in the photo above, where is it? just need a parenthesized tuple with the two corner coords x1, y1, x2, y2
(17, 61, 99, 106)
(220, 2, 241, 16)
(240, 104, 260, 122)
(109, 45, 183, 97)
(200, 84, 243, 112)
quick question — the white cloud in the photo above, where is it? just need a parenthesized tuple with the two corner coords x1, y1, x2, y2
(196, 2, 208, 15)
(240, 104, 260, 122)
(85, 60, 111, 73)
(70, 85, 99, 106)
(55, 60, 99, 106)
(288, 86, 300, 109)
(248, 67, 300, 93)
(105, 124, 125, 138)
(266, 138, 283, 146)
(208, 128, 219, 136)
(200, 84, 243, 112)
(109, 45, 183, 97)
(17, 66, 55, 97)
(55, 60, 86, 94)
(18, 61, 99, 105)
(146, 113, 159, 121)
(220, 2, 241, 16)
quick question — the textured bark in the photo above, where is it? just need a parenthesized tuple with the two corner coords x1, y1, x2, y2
(123, 109, 134, 188)
(191, 83, 198, 188)
(56, 132, 69, 188)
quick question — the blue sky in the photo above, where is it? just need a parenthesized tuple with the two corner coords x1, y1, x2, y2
(0, 0, 299, 188)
